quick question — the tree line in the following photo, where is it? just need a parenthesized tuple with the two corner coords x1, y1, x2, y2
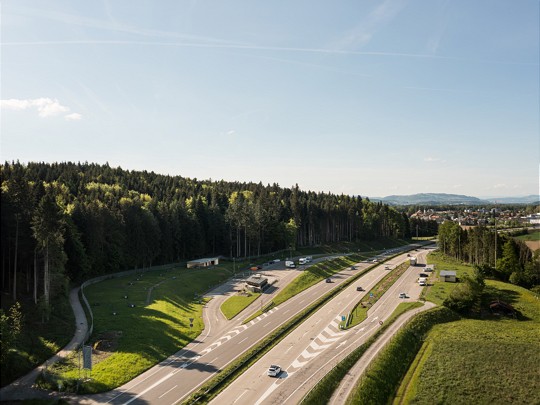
(437, 220, 539, 289)
(1, 161, 415, 318)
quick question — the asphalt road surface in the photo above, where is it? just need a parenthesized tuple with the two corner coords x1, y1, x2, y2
(72, 245, 426, 404)
(209, 248, 432, 405)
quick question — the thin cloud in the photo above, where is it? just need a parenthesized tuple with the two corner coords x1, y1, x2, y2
(65, 112, 82, 121)
(1, 97, 82, 120)
(424, 157, 445, 163)
(332, 0, 408, 50)
(9, 6, 244, 46)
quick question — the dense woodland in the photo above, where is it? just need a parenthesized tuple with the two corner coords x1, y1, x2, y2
(1, 161, 415, 317)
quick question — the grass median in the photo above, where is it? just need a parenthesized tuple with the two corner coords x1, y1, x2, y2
(221, 292, 261, 320)
(300, 301, 425, 405)
(344, 261, 411, 329)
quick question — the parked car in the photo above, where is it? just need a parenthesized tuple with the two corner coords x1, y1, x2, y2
(419, 273, 428, 278)
(419, 281, 427, 286)
(267, 365, 281, 377)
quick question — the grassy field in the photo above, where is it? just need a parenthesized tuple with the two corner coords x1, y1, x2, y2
(514, 230, 540, 241)
(37, 265, 232, 393)
(394, 265, 540, 404)
(221, 292, 261, 320)
(422, 250, 476, 305)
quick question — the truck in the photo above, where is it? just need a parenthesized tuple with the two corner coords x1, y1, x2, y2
(410, 257, 417, 266)
(285, 260, 296, 268)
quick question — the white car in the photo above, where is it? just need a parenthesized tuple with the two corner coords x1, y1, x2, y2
(267, 365, 281, 377)
(399, 292, 408, 298)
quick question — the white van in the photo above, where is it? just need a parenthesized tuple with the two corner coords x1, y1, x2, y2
(299, 258, 307, 265)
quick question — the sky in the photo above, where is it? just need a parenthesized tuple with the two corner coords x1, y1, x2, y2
(1, 0, 539, 199)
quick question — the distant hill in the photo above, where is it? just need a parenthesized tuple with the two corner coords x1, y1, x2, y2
(370, 193, 538, 206)
(484, 195, 540, 204)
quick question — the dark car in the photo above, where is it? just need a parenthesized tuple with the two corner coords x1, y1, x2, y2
(356, 286, 364, 291)
(326, 278, 332, 283)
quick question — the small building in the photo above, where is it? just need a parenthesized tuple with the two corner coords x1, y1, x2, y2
(245, 275, 268, 292)
(440, 270, 457, 283)
(187, 257, 220, 269)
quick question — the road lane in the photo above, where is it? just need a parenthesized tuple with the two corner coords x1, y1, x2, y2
(210, 248, 432, 405)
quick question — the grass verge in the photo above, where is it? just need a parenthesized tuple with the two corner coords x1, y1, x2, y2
(395, 280, 540, 405)
(344, 261, 410, 328)
(300, 301, 424, 405)
(220, 292, 261, 320)
(182, 254, 396, 404)
(35, 265, 233, 394)
(346, 306, 460, 405)
(243, 255, 367, 323)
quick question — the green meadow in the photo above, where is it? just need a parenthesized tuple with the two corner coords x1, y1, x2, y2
(37, 265, 232, 393)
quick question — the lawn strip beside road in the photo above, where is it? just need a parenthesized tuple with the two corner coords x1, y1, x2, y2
(394, 280, 540, 405)
(242, 255, 365, 323)
(36, 265, 233, 394)
(344, 261, 410, 329)
(299, 302, 424, 405)
(220, 292, 261, 320)
(209, 249, 428, 405)
(344, 306, 459, 405)
(183, 274, 357, 404)
(182, 255, 392, 404)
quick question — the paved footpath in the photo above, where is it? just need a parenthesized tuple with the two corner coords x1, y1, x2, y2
(0, 287, 89, 402)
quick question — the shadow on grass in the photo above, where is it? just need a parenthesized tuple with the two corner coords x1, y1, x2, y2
(481, 286, 530, 321)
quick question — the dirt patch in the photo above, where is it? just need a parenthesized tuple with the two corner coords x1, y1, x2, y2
(92, 330, 122, 364)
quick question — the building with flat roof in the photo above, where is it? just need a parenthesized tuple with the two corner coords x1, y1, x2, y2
(187, 257, 220, 269)
(245, 275, 268, 292)
(440, 270, 457, 282)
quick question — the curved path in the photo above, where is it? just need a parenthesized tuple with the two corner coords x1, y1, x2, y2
(0, 287, 89, 402)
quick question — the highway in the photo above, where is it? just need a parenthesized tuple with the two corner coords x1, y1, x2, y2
(77, 245, 426, 405)
(210, 248, 431, 405)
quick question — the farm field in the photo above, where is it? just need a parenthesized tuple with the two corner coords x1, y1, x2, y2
(395, 277, 540, 404)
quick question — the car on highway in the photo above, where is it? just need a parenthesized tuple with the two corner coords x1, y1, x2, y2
(399, 292, 408, 298)
(385, 265, 391, 270)
(351, 265, 357, 270)
(356, 286, 364, 291)
(326, 278, 332, 283)
(267, 365, 281, 377)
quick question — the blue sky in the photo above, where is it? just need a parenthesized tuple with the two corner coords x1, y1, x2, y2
(1, 0, 538, 198)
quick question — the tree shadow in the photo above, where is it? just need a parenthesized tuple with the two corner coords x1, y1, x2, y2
(480, 286, 530, 321)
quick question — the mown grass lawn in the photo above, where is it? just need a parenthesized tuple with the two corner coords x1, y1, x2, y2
(221, 292, 261, 320)
(396, 276, 540, 404)
(39, 265, 232, 393)
(423, 250, 476, 305)
(514, 230, 540, 242)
